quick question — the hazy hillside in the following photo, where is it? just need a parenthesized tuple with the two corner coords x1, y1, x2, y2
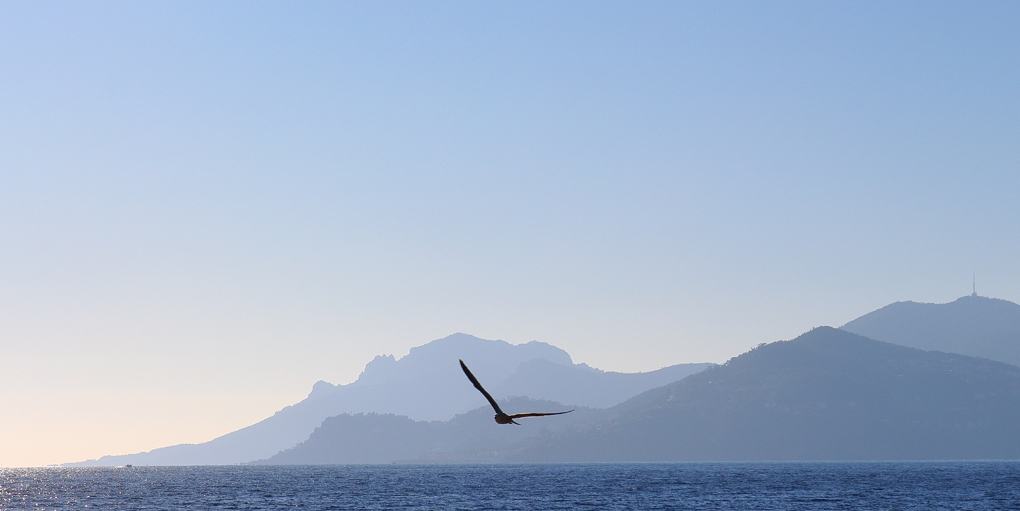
(260, 398, 598, 465)
(255, 327, 1020, 463)
(65, 324, 1020, 465)
(67, 333, 709, 466)
(503, 327, 1020, 461)
(841, 295, 1020, 366)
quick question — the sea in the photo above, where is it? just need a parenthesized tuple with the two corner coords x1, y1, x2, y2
(2, 462, 1019, 510)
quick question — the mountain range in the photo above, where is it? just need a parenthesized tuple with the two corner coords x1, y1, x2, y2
(68, 334, 710, 466)
(260, 326, 1020, 463)
(504, 327, 1020, 461)
(69, 294, 1020, 465)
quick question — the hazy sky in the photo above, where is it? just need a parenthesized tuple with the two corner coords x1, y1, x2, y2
(2, 1, 1018, 466)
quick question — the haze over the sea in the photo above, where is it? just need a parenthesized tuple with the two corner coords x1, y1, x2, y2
(2, 1, 1018, 467)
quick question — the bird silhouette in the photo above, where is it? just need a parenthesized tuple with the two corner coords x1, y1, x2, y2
(459, 359, 574, 425)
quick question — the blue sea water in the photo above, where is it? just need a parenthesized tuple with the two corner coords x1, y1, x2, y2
(2, 462, 1018, 510)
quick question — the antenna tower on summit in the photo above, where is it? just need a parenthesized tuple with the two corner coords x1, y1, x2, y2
(972, 274, 977, 297)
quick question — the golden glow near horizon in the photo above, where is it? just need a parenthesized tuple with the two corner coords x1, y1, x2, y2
(1, 392, 299, 467)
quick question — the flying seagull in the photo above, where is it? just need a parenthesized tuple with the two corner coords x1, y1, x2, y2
(459, 359, 574, 425)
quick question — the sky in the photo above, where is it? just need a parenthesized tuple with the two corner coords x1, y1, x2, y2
(1, 1, 1018, 467)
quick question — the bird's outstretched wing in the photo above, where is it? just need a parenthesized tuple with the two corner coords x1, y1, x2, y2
(508, 410, 574, 419)
(460, 359, 505, 416)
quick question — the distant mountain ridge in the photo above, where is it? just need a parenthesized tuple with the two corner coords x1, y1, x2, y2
(71, 294, 1020, 466)
(67, 333, 711, 466)
(267, 327, 1020, 463)
(841, 295, 1020, 367)
(508, 327, 1020, 461)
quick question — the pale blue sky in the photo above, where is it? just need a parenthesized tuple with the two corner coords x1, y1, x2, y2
(1, 1, 1018, 466)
